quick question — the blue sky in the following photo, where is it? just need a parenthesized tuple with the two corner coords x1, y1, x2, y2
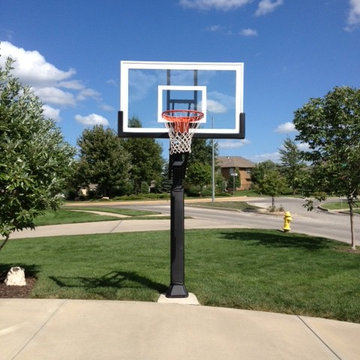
(1, 0, 359, 162)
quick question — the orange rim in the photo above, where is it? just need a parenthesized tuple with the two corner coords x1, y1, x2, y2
(162, 110, 204, 133)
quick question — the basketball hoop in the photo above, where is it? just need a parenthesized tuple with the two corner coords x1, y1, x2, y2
(162, 110, 204, 154)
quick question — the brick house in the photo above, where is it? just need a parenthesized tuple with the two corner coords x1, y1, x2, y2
(216, 156, 255, 191)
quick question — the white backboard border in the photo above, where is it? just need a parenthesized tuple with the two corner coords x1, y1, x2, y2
(119, 61, 245, 139)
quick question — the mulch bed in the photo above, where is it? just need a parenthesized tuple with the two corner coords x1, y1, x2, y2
(0, 276, 37, 298)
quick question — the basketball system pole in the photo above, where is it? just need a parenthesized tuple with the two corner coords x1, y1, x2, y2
(166, 153, 188, 297)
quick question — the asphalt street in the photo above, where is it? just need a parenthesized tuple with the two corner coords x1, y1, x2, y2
(118, 197, 360, 246)
(6, 197, 359, 246)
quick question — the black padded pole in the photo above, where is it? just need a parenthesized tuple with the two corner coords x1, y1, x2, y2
(166, 153, 189, 298)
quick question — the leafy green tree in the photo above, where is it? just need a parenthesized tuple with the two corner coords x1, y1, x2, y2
(279, 138, 305, 194)
(186, 162, 212, 192)
(294, 86, 360, 249)
(160, 163, 172, 193)
(76, 125, 131, 197)
(124, 118, 164, 194)
(255, 170, 288, 209)
(0, 57, 75, 249)
(185, 138, 218, 192)
(188, 138, 215, 165)
(250, 160, 278, 186)
(215, 172, 227, 193)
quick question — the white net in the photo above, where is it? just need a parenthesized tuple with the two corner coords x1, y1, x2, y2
(165, 121, 200, 154)
(162, 110, 203, 154)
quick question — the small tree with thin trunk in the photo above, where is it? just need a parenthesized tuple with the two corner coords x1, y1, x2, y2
(279, 138, 305, 195)
(294, 86, 360, 250)
(255, 170, 288, 210)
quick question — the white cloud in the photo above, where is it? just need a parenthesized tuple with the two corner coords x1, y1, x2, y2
(206, 99, 227, 113)
(274, 122, 296, 133)
(248, 152, 280, 163)
(100, 104, 115, 112)
(208, 91, 235, 111)
(297, 142, 310, 152)
(75, 113, 109, 126)
(34, 87, 76, 106)
(179, 0, 252, 11)
(255, 0, 283, 16)
(1, 42, 108, 121)
(129, 70, 159, 101)
(42, 105, 61, 122)
(240, 28, 258, 36)
(0, 41, 75, 87)
(204, 24, 234, 35)
(206, 24, 223, 32)
(59, 80, 85, 90)
(218, 139, 251, 149)
(77, 88, 101, 101)
(106, 79, 118, 87)
(345, 0, 360, 31)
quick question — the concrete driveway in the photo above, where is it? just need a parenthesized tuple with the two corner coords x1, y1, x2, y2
(1, 299, 360, 360)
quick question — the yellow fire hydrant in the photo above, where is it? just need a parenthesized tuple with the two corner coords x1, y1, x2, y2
(283, 211, 292, 232)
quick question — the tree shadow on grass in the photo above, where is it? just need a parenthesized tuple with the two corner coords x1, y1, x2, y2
(49, 271, 167, 295)
(219, 230, 336, 250)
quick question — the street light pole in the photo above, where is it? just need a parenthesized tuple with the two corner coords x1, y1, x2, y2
(231, 172, 238, 195)
(211, 116, 215, 203)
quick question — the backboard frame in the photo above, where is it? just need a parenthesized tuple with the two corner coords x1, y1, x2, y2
(118, 60, 245, 139)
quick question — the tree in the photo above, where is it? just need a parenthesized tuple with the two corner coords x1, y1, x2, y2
(76, 125, 131, 197)
(185, 138, 218, 191)
(294, 86, 360, 249)
(186, 162, 212, 192)
(279, 138, 305, 194)
(255, 170, 288, 209)
(123, 118, 164, 194)
(250, 160, 278, 186)
(188, 138, 214, 165)
(0, 57, 75, 250)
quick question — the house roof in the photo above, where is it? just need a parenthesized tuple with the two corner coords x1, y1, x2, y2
(216, 156, 255, 169)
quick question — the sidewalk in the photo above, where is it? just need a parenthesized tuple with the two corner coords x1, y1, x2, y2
(7, 218, 252, 239)
(1, 298, 359, 360)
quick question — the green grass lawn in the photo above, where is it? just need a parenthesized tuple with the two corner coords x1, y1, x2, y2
(322, 201, 360, 214)
(233, 190, 261, 197)
(64, 206, 157, 217)
(34, 209, 121, 226)
(1, 229, 359, 323)
(34, 207, 164, 226)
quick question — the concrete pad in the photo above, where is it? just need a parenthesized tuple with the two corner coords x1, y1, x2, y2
(1, 299, 358, 360)
(157, 292, 200, 305)
(0, 299, 65, 360)
(301, 316, 360, 360)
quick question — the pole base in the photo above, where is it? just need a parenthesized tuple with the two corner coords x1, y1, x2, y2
(166, 284, 189, 298)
